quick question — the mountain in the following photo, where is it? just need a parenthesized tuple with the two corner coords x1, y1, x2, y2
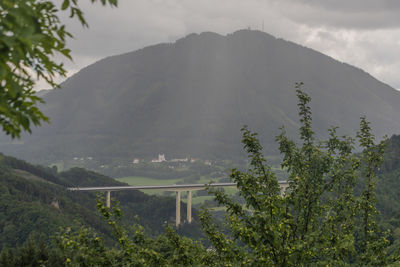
(0, 154, 197, 248)
(36, 89, 52, 97)
(1, 29, 400, 163)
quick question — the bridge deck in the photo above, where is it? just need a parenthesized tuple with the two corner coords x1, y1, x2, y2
(67, 181, 288, 192)
(67, 182, 237, 192)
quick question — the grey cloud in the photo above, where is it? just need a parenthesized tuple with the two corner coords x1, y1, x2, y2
(274, 0, 400, 29)
(297, 28, 400, 90)
(285, 0, 400, 12)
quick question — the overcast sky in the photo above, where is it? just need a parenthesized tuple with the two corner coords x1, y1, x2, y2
(39, 0, 400, 91)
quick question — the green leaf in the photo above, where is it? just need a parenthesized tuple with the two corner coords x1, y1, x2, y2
(61, 0, 70, 10)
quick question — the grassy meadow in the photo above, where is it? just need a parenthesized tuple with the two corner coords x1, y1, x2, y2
(116, 176, 238, 205)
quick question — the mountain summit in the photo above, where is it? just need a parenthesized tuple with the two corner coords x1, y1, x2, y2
(3, 30, 400, 162)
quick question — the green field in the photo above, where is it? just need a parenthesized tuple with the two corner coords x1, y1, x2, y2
(116, 176, 184, 195)
(117, 176, 184, 186)
(116, 176, 230, 187)
(116, 176, 237, 203)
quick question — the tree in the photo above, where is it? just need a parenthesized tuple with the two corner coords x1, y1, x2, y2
(0, 0, 117, 138)
(201, 84, 398, 265)
(56, 195, 214, 266)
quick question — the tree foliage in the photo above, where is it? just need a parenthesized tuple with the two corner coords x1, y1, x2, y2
(56, 196, 214, 266)
(201, 84, 397, 265)
(0, 0, 117, 137)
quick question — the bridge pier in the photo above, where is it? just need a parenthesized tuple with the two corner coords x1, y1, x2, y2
(176, 190, 193, 226)
(187, 191, 192, 223)
(176, 191, 181, 227)
(106, 191, 111, 208)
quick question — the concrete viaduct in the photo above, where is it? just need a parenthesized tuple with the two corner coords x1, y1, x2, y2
(68, 181, 288, 226)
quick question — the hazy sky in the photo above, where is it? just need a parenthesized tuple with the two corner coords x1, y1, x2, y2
(40, 0, 400, 91)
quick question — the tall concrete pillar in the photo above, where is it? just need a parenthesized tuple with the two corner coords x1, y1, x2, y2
(106, 191, 111, 208)
(176, 191, 181, 227)
(279, 183, 289, 196)
(187, 191, 192, 223)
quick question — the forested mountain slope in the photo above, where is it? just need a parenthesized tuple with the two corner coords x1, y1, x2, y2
(377, 134, 400, 237)
(0, 154, 195, 248)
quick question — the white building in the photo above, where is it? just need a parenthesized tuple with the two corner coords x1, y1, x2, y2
(151, 154, 166, 163)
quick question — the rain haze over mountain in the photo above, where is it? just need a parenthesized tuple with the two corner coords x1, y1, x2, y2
(4, 30, 400, 163)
